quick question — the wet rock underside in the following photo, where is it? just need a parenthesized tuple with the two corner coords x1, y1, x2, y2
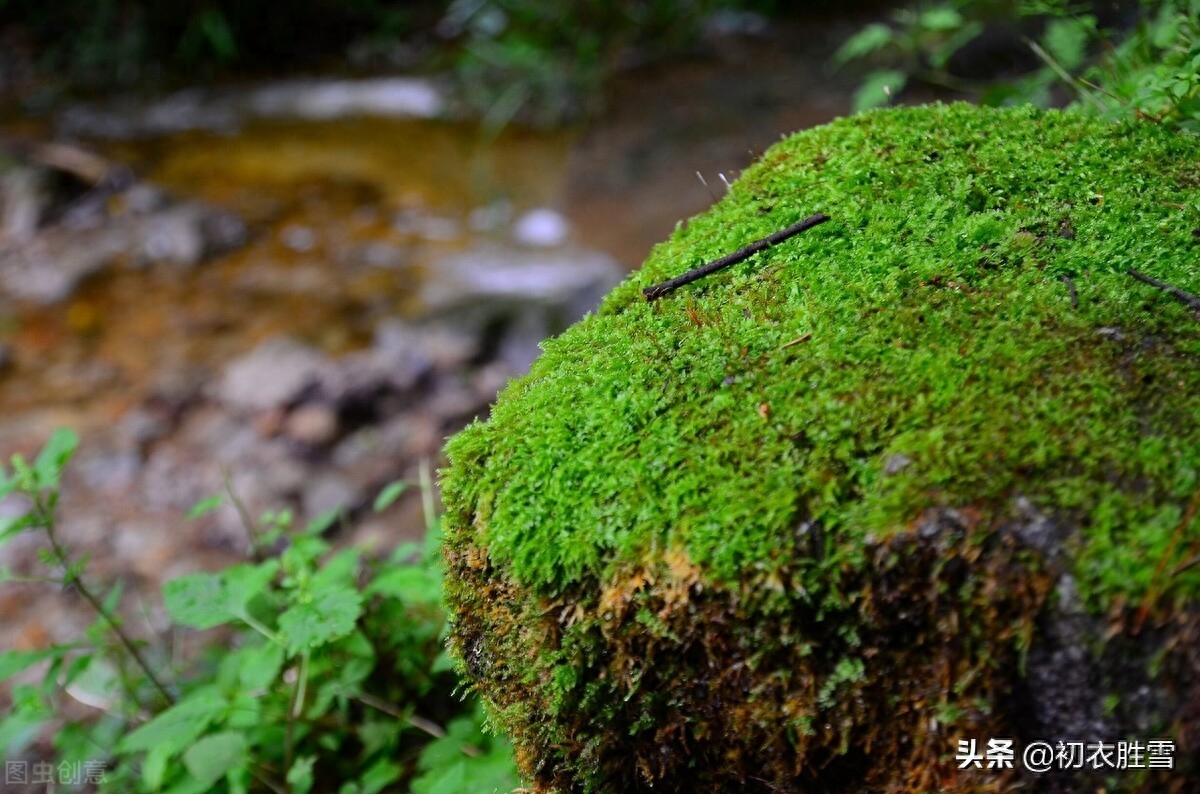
(442, 104, 1200, 792)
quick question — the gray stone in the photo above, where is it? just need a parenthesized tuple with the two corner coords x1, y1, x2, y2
(420, 242, 623, 314)
(302, 473, 363, 521)
(372, 318, 478, 370)
(216, 337, 330, 412)
(512, 208, 569, 248)
(284, 404, 340, 447)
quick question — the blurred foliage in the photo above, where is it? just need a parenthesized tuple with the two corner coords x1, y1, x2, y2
(0, 432, 519, 792)
(439, 0, 736, 127)
(835, 0, 1200, 130)
(0, 0, 437, 86)
(0, 0, 784, 125)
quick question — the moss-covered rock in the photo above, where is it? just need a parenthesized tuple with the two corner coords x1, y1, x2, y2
(441, 104, 1200, 792)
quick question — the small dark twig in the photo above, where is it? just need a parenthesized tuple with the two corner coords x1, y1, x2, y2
(643, 213, 830, 302)
(1061, 275, 1078, 309)
(1127, 268, 1200, 314)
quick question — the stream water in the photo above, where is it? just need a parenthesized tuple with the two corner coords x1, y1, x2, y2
(0, 13, 869, 653)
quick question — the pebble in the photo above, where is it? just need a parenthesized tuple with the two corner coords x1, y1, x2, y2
(513, 207, 569, 247)
(216, 337, 329, 413)
(284, 403, 340, 447)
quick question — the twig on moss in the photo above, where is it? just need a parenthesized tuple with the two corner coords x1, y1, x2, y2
(1061, 275, 1078, 309)
(1127, 268, 1200, 314)
(643, 213, 830, 302)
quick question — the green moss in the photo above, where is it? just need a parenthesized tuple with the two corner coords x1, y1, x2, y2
(442, 104, 1200, 791)
(448, 103, 1200, 608)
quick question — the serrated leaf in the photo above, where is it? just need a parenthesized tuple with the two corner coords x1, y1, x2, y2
(278, 585, 362, 654)
(183, 731, 247, 787)
(32, 428, 78, 488)
(164, 561, 279, 629)
(411, 715, 517, 794)
(314, 549, 360, 589)
(853, 70, 907, 112)
(832, 23, 893, 66)
(186, 495, 225, 520)
(118, 689, 225, 754)
(366, 565, 441, 605)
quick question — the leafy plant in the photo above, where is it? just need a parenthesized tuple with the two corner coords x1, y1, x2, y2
(835, 0, 1200, 130)
(0, 430, 519, 792)
(440, 0, 742, 127)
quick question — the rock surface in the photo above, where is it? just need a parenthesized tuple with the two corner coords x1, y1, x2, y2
(442, 105, 1200, 792)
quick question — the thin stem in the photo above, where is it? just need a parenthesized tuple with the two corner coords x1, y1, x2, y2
(222, 464, 265, 559)
(1127, 268, 1200, 313)
(353, 691, 446, 739)
(284, 651, 310, 785)
(248, 764, 287, 794)
(420, 457, 437, 533)
(242, 613, 284, 646)
(643, 213, 830, 301)
(35, 493, 174, 707)
(1024, 36, 1108, 113)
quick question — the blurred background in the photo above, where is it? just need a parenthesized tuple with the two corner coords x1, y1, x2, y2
(0, 0, 900, 624)
(0, 0, 1189, 789)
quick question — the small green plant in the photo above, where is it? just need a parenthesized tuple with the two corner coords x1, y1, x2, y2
(0, 429, 519, 792)
(835, 0, 1200, 130)
(440, 0, 743, 128)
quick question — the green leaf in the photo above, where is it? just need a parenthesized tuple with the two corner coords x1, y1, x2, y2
(164, 561, 279, 629)
(373, 481, 408, 512)
(236, 642, 285, 691)
(287, 756, 316, 794)
(314, 549, 360, 589)
(304, 506, 341, 536)
(119, 689, 226, 754)
(356, 758, 403, 794)
(32, 428, 78, 488)
(366, 565, 441, 605)
(0, 511, 38, 548)
(0, 647, 71, 683)
(853, 70, 907, 112)
(142, 743, 172, 790)
(1044, 18, 1089, 72)
(32, 431, 76, 489)
(186, 495, 225, 520)
(919, 7, 963, 32)
(832, 23, 893, 67)
(183, 731, 247, 787)
(0, 710, 51, 757)
(411, 714, 518, 794)
(278, 585, 363, 654)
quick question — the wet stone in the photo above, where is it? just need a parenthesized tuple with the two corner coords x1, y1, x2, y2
(512, 207, 569, 247)
(372, 318, 478, 371)
(302, 473, 364, 520)
(216, 337, 330, 413)
(284, 403, 340, 447)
